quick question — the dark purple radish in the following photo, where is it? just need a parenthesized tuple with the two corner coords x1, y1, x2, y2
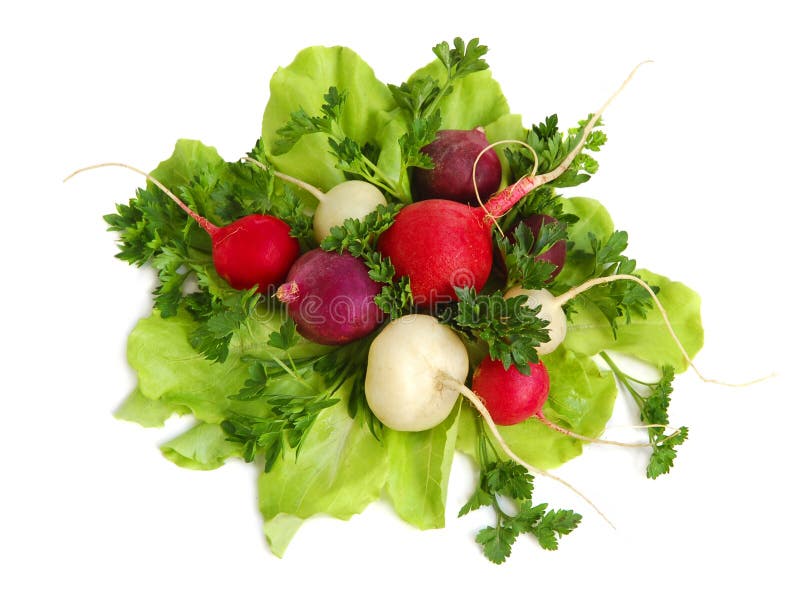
(411, 127, 502, 205)
(518, 213, 567, 280)
(276, 249, 383, 345)
(65, 162, 300, 293)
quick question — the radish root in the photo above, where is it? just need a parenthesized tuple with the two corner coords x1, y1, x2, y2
(555, 274, 774, 387)
(534, 413, 651, 448)
(243, 156, 327, 202)
(441, 375, 615, 529)
(64, 162, 219, 235)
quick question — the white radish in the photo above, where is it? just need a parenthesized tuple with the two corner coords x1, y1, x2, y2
(244, 158, 386, 243)
(504, 286, 567, 354)
(365, 314, 468, 431)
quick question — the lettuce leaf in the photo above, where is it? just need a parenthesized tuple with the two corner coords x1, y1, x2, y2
(458, 347, 617, 469)
(258, 399, 388, 557)
(406, 62, 509, 130)
(384, 402, 461, 530)
(563, 269, 704, 371)
(261, 46, 398, 192)
(161, 423, 241, 470)
(557, 197, 704, 370)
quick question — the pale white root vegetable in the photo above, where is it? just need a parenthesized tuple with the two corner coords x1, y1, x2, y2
(244, 157, 386, 242)
(365, 314, 469, 431)
(504, 286, 567, 355)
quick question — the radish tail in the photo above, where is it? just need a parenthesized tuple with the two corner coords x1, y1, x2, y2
(484, 61, 652, 219)
(535, 413, 651, 448)
(64, 162, 219, 235)
(555, 274, 775, 387)
(243, 157, 327, 202)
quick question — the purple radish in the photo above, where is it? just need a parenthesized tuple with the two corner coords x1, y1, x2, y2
(276, 249, 383, 345)
(411, 128, 501, 205)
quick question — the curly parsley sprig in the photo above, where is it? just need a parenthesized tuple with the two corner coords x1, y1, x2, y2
(460, 418, 581, 563)
(439, 287, 550, 374)
(600, 353, 689, 479)
(320, 204, 414, 319)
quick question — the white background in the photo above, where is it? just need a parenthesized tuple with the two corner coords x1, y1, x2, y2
(2, 1, 798, 588)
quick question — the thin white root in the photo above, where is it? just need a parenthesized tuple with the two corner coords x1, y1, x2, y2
(63, 162, 217, 233)
(535, 413, 651, 448)
(242, 156, 327, 202)
(533, 61, 652, 187)
(442, 375, 615, 529)
(472, 139, 540, 235)
(554, 274, 775, 387)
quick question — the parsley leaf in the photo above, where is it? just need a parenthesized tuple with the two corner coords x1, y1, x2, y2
(460, 419, 582, 563)
(496, 220, 568, 290)
(505, 113, 607, 188)
(600, 355, 689, 479)
(440, 287, 549, 374)
(321, 204, 414, 319)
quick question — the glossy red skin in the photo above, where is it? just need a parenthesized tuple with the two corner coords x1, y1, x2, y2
(280, 250, 383, 345)
(211, 214, 299, 293)
(472, 358, 550, 426)
(411, 128, 502, 205)
(518, 213, 567, 281)
(377, 200, 493, 306)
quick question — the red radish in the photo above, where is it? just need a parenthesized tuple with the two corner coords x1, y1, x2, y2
(472, 356, 651, 447)
(411, 128, 502, 205)
(65, 162, 299, 293)
(379, 63, 648, 306)
(276, 249, 383, 345)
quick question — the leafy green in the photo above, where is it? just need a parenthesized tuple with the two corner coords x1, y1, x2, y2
(262, 46, 399, 193)
(320, 204, 414, 319)
(496, 220, 569, 290)
(564, 270, 703, 371)
(600, 356, 689, 478)
(161, 423, 241, 471)
(259, 399, 388, 557)
(384, 402, 461, 530)
(460, 420, 581, 563)
(440, 287, 550, 374)
(505, 114, 607, 187)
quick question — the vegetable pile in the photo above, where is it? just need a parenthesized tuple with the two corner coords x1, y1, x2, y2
(89, 37, 704, 563)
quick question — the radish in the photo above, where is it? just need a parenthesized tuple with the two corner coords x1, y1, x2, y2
(365, 313, 611, 523)
(64, 163, 299, 293)
(245, 158, 386, 243)
(471, 356, 654, 449)
(276, 249, 383, 345)
(411, 127, 502, 205)
(379, 63, 648, 306)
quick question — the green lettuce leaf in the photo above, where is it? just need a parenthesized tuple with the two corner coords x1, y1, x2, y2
(563, 269, 704, 371)
(384, 401, 461, 530)
(407, 62, 509, 130)
(458, 347, 617, 469)
(114, 388, 187, 428)
(161, 423, 241, 470)
(259, 399, 388, 557)
(261, 46, 398, 191)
